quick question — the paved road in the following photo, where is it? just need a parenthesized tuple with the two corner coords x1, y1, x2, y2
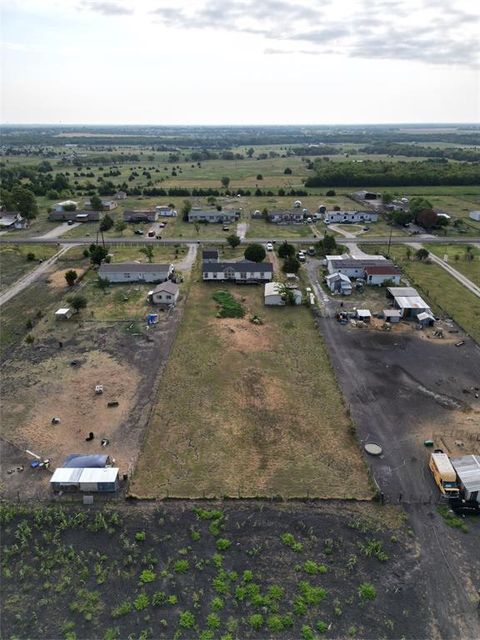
(407, 242, 480, 299)
(1, 235, 479, 247)
(0, 245, 71, 306)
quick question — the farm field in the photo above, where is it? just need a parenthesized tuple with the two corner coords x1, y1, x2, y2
(132, 279, 372, 499)
(360, 244, 480, 344)
(0, 501, 429, 640)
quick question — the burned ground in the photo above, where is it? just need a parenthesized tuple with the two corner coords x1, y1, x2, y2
(0, 501, 428, 640)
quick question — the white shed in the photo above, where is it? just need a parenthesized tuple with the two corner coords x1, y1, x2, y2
(451, 455, 480, 503)
(55, 308, 73, 320)
(264, 282, 302, 306)
(469, 211, 480, 221)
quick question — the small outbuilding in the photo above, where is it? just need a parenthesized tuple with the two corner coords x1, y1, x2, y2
(451, 455, 480, 503)
(417, 311, 435, 327)
(264, 282, 302, 306)
(469, 211, 480, 222)
(383, 309, 402, 323)
(325, 272, 352, 295)
(50, 467, 119, 493)
(356, 309, 372, 322)
(148, 281, 179, 306)
(55, 308, 73, 320)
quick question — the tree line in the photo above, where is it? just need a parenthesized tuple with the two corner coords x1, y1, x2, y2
(358, 143, 480, 163)
(305, 159, 480, 187)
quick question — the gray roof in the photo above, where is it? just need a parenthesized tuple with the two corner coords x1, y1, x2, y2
(451, 455, 480, 492)
(202, 250, 219, 259)
(387, 287, 419, 297)
(203, 260, 273, 273)
(152, 281, 178, 294)
(100, 262, 172, 273)
(330, 259, 392, 269)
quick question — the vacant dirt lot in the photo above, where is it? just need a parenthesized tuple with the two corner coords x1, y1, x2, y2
(132, 281, 372, 499)
(317, 316, 480, 640)
(1, 501, 428, 640)
(0, 303, 183, 501)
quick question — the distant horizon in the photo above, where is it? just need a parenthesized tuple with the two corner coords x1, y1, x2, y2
(1, 122, 479, 128)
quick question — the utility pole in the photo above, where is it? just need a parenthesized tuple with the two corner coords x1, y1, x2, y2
(386, 224, 393, 258)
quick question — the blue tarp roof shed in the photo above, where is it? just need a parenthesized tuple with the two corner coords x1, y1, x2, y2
(63, 454, 109, 468)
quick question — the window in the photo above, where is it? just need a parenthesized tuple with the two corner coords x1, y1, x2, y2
(241, 272, 246, 279)
(124, 273, 130, 279)
(166, 294, 171, 300)
(213, 273, 217, 279)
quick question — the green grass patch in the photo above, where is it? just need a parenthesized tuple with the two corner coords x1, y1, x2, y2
(437, 506, 469, 533)
(212, 290, 245, 318)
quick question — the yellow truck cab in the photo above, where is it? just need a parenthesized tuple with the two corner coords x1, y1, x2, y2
(429, 450, 459, 498)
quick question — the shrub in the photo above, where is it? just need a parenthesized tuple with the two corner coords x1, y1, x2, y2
(174, 559, 189, 574)
(152, 591, 166, 606)
(301, 625, 314, 640)
(210, 596, 224, 611)
(249, 614, 264, 630)
(167, 595, 177, 605)
(111, 601, 132, 618)
(278, 241, 295, 258)
(135, 531, 146, 541)
(207, 613, 221, 630)
(267, 615, 285, 632)
(316, 620, 329, 634)
(190, 528, 201, 541)
(293, 597, 307, 616)
(133, 593, 150, 611)
(299, 581, 328, 605)
(179, 611, 196, 629)
(358, 582, 377, 601)
(26, 252, 36, 261)
(303, 560, 327, 575)
(358, 538, 389, 562)
(266, 584, 284, 601)
(216, 538, 231, 551)
(242, 570, 253, 582)
(139, 570, 156, 584)
(280, 532, 303, 552)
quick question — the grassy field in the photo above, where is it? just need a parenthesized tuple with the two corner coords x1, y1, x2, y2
(360, 244, 480, 343)
(426, 244, 480, 286)
(0, 244, 58, 291)
(132, 279, 372, 499)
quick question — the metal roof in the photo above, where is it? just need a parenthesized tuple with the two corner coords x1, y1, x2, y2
(329, 259, 390, 269)
(152, 281, 178, 294)
(326, 272, 351, 282)
(50, 468, 83, 484)
(387, 287, 418, 297)
(451, 455, 480, 492)
(63, 454, 109, 468)
(203, 260, 273, 273)
(80, 467, 119, 483)
(383, 309, 402, 317)
(395, 295, 430, 310)
(99, 262, 172, 273)
(364, 265, 401, 275)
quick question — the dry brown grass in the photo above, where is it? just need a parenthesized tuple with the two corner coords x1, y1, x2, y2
(132, 280, 373, 499)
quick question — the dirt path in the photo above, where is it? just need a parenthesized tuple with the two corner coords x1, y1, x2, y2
(408, 242, 480, 298)
(39, 223, 81, 239)
(236, 222, 248, 239)
(0, 245, 71, 306)
(174, 243, 197, 272)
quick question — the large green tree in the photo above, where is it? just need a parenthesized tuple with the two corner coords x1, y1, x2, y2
(11, 186, 38, 219)
(244, 244, 266, 263)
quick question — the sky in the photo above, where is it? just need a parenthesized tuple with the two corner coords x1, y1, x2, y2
(1, 0, 479, 125)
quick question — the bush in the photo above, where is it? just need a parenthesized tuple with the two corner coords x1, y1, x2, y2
(284, 167, 292, 175)
(358, 582, 377, 601)
(26, 252, 36, 261)
(280, 532, 303, 552)
(210, 596, 224, 611)
(267, 615, 285, 632)
(139, 569, 156, 584)
(206, 613, 220, 630)
(316, 620, 329, 634)
(174, 559, 189, 574)
(249, 614, 264, 630)
(193, 508, 223, 520)
(278, 241, 295, 258)
(178, 611, 195, 629)
(135, 531, 146, 541)
(133, 593, 149, 611)
(152, 591, 166, 606)
(301, 625, 314, 640)
(326, 189, 336, 196)
(216, 538, 232, 551)
(282, 256, 301, 274)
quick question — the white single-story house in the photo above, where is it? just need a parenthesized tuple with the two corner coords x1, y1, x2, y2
(155, 205, 177, 217)
(264, 282, 302, 306)
(364, 264, 402, 286)
(327, 256, 387, 278)
(148, 281, 179, 306)
(0, 212, 27, 230)
(202, 260, 273, 283)
(53, 200, 78, 212)
(55, 308, 73, 320)
(324, 210, 379, 224)
(268, 210, 304, 224)
(469, 211, 480, 222)
(325, 272, 352, 295)
(50, 467, 119, 493)
(123, 210, 158, 223)
(188, 208, 238, 223)
(99, 262, 174, 283)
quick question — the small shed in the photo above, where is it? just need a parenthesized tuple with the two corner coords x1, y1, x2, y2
(325, 273, 352, 296)
(451, 455, 480, 503)
(356, 309, 372, 322)
(383, 309, 402, 323)
(417, 311, 435, 327)
(264, 282, 302, 306)
(469, 211, 480, 222)
(50, 467, 119, 493)
(55, 308, 73, 320)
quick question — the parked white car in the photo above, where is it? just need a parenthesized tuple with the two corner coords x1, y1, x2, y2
(297, 251, 306, 262)
(266, 242, 274, 251)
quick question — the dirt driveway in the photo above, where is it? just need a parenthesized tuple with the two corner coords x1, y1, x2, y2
(316, 316, 480, 639)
